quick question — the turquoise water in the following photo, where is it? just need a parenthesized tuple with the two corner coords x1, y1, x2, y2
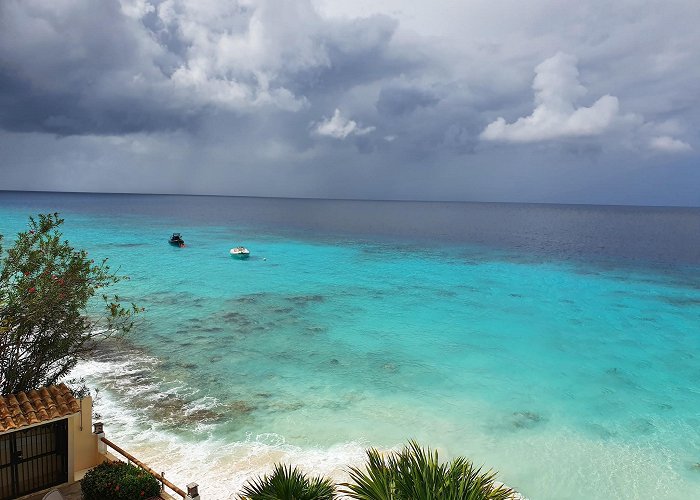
(1, 193, 700, 499)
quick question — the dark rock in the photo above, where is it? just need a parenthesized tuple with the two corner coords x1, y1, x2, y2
(512, 411, 543, 429)
(287, 294, 325, 305)
(227, 400, 256, 414)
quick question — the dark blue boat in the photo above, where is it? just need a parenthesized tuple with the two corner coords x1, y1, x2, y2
(169, 233, 185, 247)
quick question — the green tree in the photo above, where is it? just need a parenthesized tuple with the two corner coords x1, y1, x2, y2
(240, 464, 336, 500)
(0, 213, 141, 395)
(341, 441, 514, 500)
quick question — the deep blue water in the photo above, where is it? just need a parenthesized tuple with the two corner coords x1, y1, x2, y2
(1, 191, 699, 499)
(2, 191, 699, 266)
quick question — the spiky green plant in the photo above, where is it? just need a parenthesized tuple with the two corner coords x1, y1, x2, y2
(239, 463, 336, 500)
(341, 440, 514, 500)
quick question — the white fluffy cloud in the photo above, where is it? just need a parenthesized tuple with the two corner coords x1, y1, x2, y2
(155, 0, 331, 111)
(480, 52, 620, 142)
(649, 135, 692, 153)
(314, 109, 375, 139)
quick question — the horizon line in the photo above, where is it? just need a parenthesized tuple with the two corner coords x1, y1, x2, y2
(0, 188, 698, 210)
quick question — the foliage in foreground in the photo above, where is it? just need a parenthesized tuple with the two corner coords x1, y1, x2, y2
(0, 213, 142, 395)
(239, 463, 336, 500)
(81, 460, 161, 500)
(340, 440, 514, 500)
(238, 442, 514, 500)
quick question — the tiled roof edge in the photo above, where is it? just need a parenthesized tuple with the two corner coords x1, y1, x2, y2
(0, 384, 81, 433)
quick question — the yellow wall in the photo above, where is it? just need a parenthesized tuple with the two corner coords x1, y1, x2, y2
(70, 397, 100, 478)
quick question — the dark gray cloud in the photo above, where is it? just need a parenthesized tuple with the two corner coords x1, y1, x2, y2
(376, 85, 440, 116)
(0, 0, 699, 205)
(0, 1, 415, 136)
(0, 0, 186, 134)
(0, 69, 196, 135)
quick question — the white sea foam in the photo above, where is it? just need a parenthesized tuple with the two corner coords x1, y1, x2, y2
(184, 396, 221, 415)
(71, 357, 372, 499)
(96, 392, 369, 499)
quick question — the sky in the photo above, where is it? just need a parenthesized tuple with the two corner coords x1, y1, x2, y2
(0, 0, 698, 205)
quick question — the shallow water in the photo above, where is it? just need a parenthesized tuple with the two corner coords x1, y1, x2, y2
(1, 192, 700, 499)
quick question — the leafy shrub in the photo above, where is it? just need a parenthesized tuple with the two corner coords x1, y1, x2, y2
(81, 460, 161, 500)
(1, 213, 142, 396)
(240, 463, 336, 500)
(341, 440, 514, 500)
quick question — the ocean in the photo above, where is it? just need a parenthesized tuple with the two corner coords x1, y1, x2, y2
(1, 191, 699, 499)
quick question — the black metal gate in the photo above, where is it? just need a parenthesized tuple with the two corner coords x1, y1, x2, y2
(0, 419, 68, 500)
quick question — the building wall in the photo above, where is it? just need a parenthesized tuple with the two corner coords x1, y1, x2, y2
(70, 397, 100, 479)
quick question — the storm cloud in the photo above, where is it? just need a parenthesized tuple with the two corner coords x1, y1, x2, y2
(0, 0, 699, 205)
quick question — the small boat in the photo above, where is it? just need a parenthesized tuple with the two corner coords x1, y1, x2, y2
(169, 233, 185, 247)
(230, 246, 250, 258)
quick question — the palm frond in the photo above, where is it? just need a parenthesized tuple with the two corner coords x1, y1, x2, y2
(240, 463, 336, 500)
(340, 448, 394, 500)
(342, 441, 515, 500)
